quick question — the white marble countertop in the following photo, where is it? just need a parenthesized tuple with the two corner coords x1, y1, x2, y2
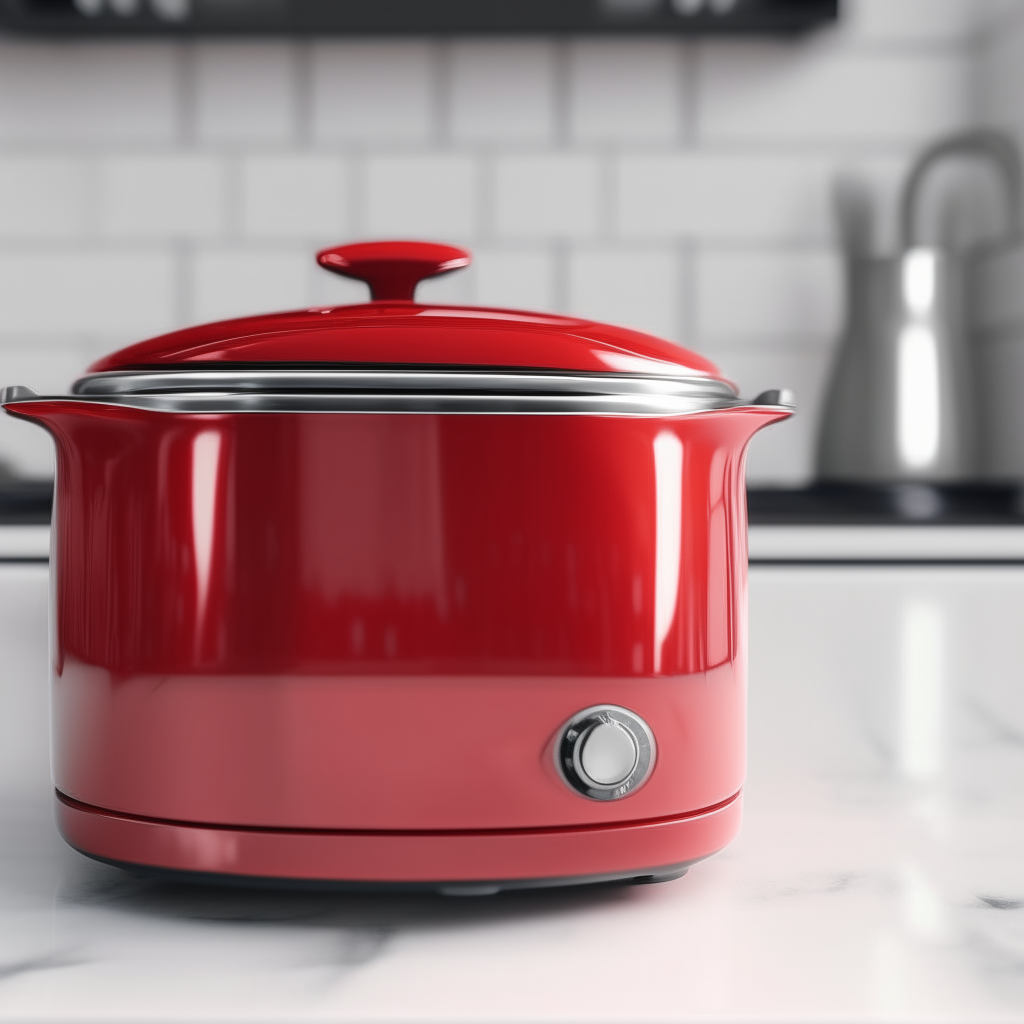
(2, 562, 1024, 1021)
(748, 523, 1024, 561)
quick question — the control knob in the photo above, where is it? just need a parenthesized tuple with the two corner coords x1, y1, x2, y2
(556, 705, 655, 800)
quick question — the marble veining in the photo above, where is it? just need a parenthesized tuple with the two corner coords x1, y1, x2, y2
(1, 565, 1024, 1020)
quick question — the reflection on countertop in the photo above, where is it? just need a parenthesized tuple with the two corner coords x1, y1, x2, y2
(1, 563, 1024, 1019)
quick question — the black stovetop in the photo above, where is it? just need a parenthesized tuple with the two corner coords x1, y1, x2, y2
(0, 479, 52, 525)
(747, 484, 1024, 526)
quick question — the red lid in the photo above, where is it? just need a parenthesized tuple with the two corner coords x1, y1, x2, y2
(88, 241, 722, 379)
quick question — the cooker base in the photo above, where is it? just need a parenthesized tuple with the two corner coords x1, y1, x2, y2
(70, 851, 693, 895)
(55, 789, 741, 891)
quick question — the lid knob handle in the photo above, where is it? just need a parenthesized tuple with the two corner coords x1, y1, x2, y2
(316, 240, 472, 302)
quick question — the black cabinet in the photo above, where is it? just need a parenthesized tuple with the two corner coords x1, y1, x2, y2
(0, 0, 837, 37)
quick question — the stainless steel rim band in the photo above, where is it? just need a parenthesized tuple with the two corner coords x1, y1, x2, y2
(5, 391, 743, 416)
(73, 369, 736, 398)
(2, 372, 794, 416)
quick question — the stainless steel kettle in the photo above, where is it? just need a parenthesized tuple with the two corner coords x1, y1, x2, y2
(817, 130, 1021, 484)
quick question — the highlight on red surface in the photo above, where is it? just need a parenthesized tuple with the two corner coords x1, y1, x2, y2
(317, 240, 472, 302)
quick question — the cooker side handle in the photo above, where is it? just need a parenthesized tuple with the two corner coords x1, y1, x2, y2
(727, 388, 796, 436)
(750, 388, 796, 411)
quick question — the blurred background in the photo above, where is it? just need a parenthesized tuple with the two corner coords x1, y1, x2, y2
(0, 0, 1022, 487)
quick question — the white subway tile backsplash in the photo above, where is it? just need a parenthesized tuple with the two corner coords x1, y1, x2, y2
(618, 153, 833, 242)
(0, 14, 1005, 486)
(98, 155, 227, 239)
(569, 40, 684, 143)
(194, 44, 296, 144)
(698, 44, 970, 144)
(0, 339, 90, 395)
(190, 247, 310, 324)
(568, 246, 680, 340)
(416, 265, 475, 305)
(364, 154, 478, 238)
(241, 156, 348, 240)
(0, 43, 177, 144)
(696, 248, 842, 342)
(841, 0, 992, 43)
(473, 247, 556, 311)
(494, 154, 601, 240)
(618, 152, 908, 248)
(0, 250, 176, 335)
(311, 42, 436, 143)
(450, 42, 556, 143)
(0, 159, 87, 239)
(310, 268, 372, 307)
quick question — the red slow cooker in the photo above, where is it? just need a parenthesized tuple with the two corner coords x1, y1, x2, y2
(3, 241, 792, 893)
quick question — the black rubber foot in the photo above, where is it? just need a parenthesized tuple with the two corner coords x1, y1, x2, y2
(75, 845, 695, 895)
(629, 867, 689, 885)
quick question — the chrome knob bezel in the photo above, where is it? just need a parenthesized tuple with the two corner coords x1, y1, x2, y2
(555, 704, 656, 801)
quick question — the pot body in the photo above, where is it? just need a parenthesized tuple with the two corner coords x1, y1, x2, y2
(27, 404, 772, 884)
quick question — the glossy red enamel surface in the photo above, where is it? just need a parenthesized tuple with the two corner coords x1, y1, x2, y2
(87, 238, 719, 376)
(29, 407, 770, 679)
(51, 662, 745, 831)
(7, 403, 782, 846)
(32, 408, 766, 679)
(5, 239, 792, 882)
(57, 791, 742, 884)
(87, 306, 723, 378)
(317, 240, 471, 301)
